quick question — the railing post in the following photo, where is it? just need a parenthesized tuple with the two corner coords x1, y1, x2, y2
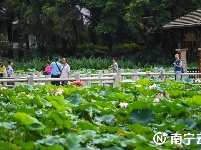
(87, 72, 91, 86)
(113, 74, 119, 87)
(161, 70, 165, 80)
(14, 76, 20, 87)
(154, 70, 159, 80)
(75, 73, 80, 81)
(30, 72, 35, 77)
(130, 69, 134, 80)
(117, 69, 123, 81)
(37, 72, 41, 77)
(22, 72, 25, 77)
(146, 71, 151, 79)
(98, 72, 103, 86)
(45, 75, 51, 85)
(27, 76, 34, 85)
(2, 73, 7, 87)
(104, 70, 108, 74)
(133, 71, 138, 81)
(176, 71, 181, 81)
(37, 72, 41, 85)
(121, 69, 124, 80)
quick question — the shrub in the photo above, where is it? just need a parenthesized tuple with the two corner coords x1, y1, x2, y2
(0, 34, 12, 56)
(112, 43, 141, 57)
(77, 44, 109, 53)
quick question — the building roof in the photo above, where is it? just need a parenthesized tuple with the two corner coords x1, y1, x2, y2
(163, 10, 201, 28)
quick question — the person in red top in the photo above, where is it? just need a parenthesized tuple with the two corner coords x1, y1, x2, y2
(44, 61, 52, 75)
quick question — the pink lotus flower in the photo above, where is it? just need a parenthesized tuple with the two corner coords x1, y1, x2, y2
(166, 94, 170, 99)
(154, 98, 160, 103)
(158, 93, 164, 98)
(55, 89, 63, 96)
(149, 84, 157, 90)
(119, 102, 128, 108)
(195, 78, 201, 83)
(119, 87, 124, 91)
(50, 88, 53, 92)
(186, 85, 188, 89)
(1, 87, 7, 90)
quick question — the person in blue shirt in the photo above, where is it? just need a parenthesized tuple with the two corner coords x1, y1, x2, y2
(173, 54, 183, 72)
(173, 54, 183, 80)
(50, 57, 62, 86)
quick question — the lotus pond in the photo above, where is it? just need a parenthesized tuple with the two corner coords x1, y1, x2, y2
(0, 78, 201, 150)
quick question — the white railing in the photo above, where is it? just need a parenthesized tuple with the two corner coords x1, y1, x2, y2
(0, 69, 200, 88)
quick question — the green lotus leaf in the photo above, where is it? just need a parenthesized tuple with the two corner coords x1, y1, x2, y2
(0, 141, 17, 149)
(66, 138, 81, 149)
(13, 112, 39, 125)
(26, 123, 46, 130)
(182, 78, 194, 84)
(128, 101, 151, 113)
(40, 98, 52, 107)
(81, 130, 97, 141)
(65, 93, 84, 106)
(99, 114, 115, 124)
(1, 122, 16, 129)
(39, 145, 64, 150)
(127, 123, 152, 134)
(0, 88, 14, 96)
(20, 84, 34, 91)
(186, 96, 201, 105)
(176, 118, 197, 130)
(110, 92, 134, 101)
(100, 126, 119, 134)
(129, 109, 155, 126)
(150, 104, 169, 113)
(77, 120, 98, 130)
(15, 140, 36, 150)
(92, 136, 114, 147)
(102, 145, 124, 150)
(137, 78, 150, 86)
(51, 113, 65, 126)
(51, 100, 65, 111)
(36, 135, 59, 146)
(161, 99, 178, 108)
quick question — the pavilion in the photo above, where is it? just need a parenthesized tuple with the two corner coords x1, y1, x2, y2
(163, 9, 201, 73)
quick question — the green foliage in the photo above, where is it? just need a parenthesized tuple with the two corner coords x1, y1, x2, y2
(0, 34, 12, 56)
(0, 78, 201, 149)
(77, 44, 109, 53)
(112, 43, 141, 57)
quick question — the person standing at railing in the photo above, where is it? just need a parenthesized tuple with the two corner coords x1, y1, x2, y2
(50, 57, 62, 86)
(7, 60, 14, 85)
(173, 54, 183, 80)
(60, 58, 70, 86)
(109, 58, 118, 73)
(7, 60, 14, 77)
(0, 62, 6, 85)
(0, 62, 6, 76)
(43, 61, 52, 75)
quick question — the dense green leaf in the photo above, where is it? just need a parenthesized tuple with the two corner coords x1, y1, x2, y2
(129, 109, 155, 126)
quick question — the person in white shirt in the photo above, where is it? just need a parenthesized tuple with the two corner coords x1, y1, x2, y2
(60, 58, 70, 85)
